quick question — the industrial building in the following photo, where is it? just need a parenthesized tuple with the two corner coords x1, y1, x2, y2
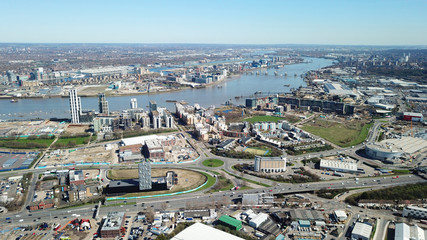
(171, 222, 244, 240)
(319, 158, 358, 173)
(351, 222, 372, 240)
(333, 210, 347, 222)
(289, 210, 325, 222)
(242, 193, 274, 206)
(249, 212, 269, 229)
(254, 156, 287, 173)
(365, 137, 427, 162)
(324, 83, 358, 98)
(218, 215, 242, 230)
(100, 212, 126, 238)
(394, 222, 427, 240)
(403, 206, 427, 220)
(402, 112, 424, 122)
(182, 209, 216, 220)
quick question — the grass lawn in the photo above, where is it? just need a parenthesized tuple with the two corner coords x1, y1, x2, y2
(302, 119, 373, 147)
(208, 175, 234, 193)
(0, 137, 55, 149)
(244, 147, 269, 155)
(202, 159, 224, 168)
(222, 169, 271, 187)
(55, 136, 91, 145)
(244, 115, 285, 123)
(198, 172, 216, 191)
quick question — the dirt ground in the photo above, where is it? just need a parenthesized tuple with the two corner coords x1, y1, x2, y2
(0, 120, 66, 137)
(78, 85, 109, 96)
(82, 169, 100, 179)
(57, 219, 98, 240)
(63, 124, 90, 135)
(107, 168, 206, 197)
(40, 145, 119, 167)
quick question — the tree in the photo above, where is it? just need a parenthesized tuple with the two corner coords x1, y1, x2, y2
(161, 202, 168, 212)
(145, 207, 154, 222)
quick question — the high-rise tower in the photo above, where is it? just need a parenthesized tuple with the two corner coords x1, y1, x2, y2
(69, 89, 82, 123)
(130, 98, 137, 109)
(98, 93, 109, 115)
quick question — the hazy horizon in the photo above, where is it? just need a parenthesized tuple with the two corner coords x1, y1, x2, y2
(1, 0, 426, 46)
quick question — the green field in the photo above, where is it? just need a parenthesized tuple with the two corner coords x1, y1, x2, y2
(0, 137, 55, 149)
(198, 172, 217, 191)
(52, 135, 94, 149)
(244, 115, 285, 123)
(302, 119, 373, 147)
(202, 159, 224, 167)
(244, 147, 269, 155)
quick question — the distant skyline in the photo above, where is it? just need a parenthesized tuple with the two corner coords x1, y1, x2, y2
(1, 0, 426, 46)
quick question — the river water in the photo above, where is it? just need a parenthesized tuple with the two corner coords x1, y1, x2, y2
(0, 58, 333, 120)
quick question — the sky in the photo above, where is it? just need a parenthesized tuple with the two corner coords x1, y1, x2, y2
(0, 0, 426, 45)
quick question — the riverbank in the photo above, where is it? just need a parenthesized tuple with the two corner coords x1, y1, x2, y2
(0, 57, 334, 121)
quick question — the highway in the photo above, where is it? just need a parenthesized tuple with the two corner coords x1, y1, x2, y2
(1, 174, 424, 226)
(1, 120, 425, 229)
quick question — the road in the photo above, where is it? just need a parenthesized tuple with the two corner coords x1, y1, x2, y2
(0, 119, 424, 228)
(1, 174, 424, 226)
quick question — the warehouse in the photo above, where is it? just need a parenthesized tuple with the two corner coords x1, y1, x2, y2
(394, 222, 427, 240)
(289, 210, 325, 222)
(319, 158, 358, 173)
(333, 210, 347, 222)
(365, 137, 427, 162)
(218, 215, 242, 231)
(254, 156, 287, 173)
(351, 222, 372, 240)
(171, 222, 244, 240)
(249, 213, 269, 229)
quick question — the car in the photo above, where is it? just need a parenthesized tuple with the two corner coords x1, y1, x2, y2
(269, 189, 273, 192)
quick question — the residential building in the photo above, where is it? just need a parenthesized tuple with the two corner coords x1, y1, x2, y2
(98, 93, 109, 115)
(69, 89, 82, 123)
(130, 98, 137, 109)
(138, 162, 152, 191)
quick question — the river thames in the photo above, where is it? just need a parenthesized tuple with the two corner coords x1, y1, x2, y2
(0, 58, 333, 120)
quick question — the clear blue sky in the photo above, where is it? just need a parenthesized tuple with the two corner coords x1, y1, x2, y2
(0, 0, 426, 45)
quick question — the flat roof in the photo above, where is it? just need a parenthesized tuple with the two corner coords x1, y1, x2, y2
(367, 137, 427, 154)
(171, 222, 244, 240)
(334, 210, 347, 218)
(352, 222, 372, 239)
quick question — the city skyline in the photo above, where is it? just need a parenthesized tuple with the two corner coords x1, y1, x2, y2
(0, 0, 426, 46)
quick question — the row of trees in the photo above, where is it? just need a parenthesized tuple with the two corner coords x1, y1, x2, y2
(346, 183, 427, 205)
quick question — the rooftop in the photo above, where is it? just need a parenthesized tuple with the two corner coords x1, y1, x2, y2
(367, 137, 427, 154)
(101, 212, 125, 231)
(352, 222, 373, 239)
(171, 223, 244, 240)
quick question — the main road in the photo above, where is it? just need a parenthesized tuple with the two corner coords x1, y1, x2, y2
(1, 174, 424, 225)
